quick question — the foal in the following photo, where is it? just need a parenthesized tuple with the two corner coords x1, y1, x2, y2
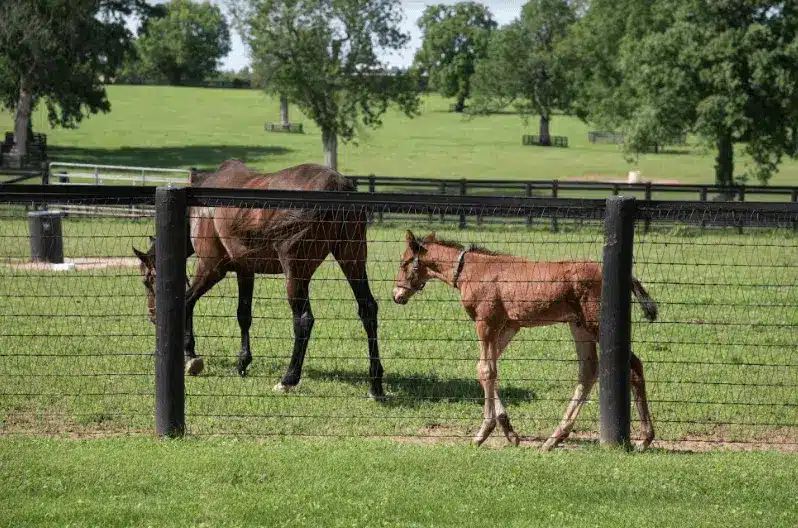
(392, 231, 658, 451)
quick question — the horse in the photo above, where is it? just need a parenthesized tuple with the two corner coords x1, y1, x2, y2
(391, 231, 658, 450)
(132, 159, 385, 399)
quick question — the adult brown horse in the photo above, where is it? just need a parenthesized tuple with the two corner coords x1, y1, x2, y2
(133, 159, 385, 399)
(392, 231, 657, 450)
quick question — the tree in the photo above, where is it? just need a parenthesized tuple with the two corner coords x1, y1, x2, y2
(470, 0, 576, 144)
(137, 0, 232, 85)
(0, 0, 157, 159)
(567, 0, 798, 186)
(233, 0, 421, 170)
(413, 2, 496, 113)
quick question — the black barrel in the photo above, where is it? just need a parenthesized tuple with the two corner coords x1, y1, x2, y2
(28, 211, 65, 263)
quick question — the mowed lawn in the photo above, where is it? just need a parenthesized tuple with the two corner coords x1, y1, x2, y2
(1, 213, 795, 445)
(2, 85, 798, 185)
(1, 437, 796, 528)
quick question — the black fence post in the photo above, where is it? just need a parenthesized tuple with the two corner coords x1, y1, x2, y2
(367, 175, 376, 225)
(439, 182, 446, 223)
(551, 180, 559, 232)
(599, 195, 636, 449)
(737, 185, 746, 234)
(154, 186, 187, 438)
(459, 178, 467, 229)
(526, 183, 534, 227)
(643, 182, 652, 234)
(792, 190, 798, 232)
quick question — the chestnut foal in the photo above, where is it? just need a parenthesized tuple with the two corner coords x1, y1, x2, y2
(392, 231, 658, 451)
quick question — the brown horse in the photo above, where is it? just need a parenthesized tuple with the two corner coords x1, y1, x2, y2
(133, 159, 385, 398)
(391, 231, 657, 450)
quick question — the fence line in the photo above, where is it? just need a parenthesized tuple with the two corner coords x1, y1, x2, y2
(1, 184, 796, 449)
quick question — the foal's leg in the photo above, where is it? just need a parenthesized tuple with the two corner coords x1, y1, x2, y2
(274, 277, 314, 392)
(630, 352, 655, 450)
(332, 242, 384, 400)
(541, 322, 598, 451)
(494, 326, 520, 445)
(473, 323, 498, 446)
(235, 270, 255, 376)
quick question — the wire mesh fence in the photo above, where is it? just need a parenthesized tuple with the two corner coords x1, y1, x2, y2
(0, 185, 796, 451)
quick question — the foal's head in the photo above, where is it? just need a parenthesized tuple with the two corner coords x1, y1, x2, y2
(392, 230, 436, 305)
(132, 237, 157, 324)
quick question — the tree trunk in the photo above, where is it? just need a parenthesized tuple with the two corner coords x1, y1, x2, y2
(715, 130, 734, 187)
(539, 114, 551, 146)
(12, 82, 33, 159)
(322, 128, 338, 170)
(453, 93, 466, 113)
(280, 94, 289, 126)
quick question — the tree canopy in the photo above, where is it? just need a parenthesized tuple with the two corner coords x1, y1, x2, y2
(413, 2, 496, 113)
(136, 0, 232, 85)
(470, 0, 576, 143)
(233, 0, 421, 169)
(567, 0, 798, 185)
(0, 0, 158, 157)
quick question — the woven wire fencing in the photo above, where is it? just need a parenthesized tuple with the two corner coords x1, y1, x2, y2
(0, 186, 796, 451)
(631, 205, 798, 448)
(0, 195, 157, 436)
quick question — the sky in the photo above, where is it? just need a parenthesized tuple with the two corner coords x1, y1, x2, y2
(137, 0, 526, 71)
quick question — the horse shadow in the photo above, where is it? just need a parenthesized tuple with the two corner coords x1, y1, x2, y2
(302, 366, 537, 410)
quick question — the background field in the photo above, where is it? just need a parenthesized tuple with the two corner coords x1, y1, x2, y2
(3, 85, 798, 186)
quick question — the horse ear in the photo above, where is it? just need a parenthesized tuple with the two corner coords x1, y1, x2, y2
(422, 232, 436, 244)
(406, 230, 424, 254)
(133, 246, 152, 266)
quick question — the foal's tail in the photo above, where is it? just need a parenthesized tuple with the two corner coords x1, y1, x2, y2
(632, 277, 658, 322)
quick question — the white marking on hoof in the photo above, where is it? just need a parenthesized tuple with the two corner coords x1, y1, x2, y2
(273, 382, 297, 394)
(185, 357, 204, 376)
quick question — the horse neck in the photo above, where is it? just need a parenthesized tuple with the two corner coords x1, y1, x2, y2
(423, 244, 467, 288)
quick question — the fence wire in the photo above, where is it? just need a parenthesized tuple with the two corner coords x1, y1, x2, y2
(0, 192, 795, 451)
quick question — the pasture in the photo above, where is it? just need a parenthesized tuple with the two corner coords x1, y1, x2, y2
(3, 85, 798, 186)
(1, 85, 797, 526)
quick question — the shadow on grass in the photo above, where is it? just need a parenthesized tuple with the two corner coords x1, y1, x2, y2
(303, 366, 536, 409)
(49, 145, 294, 170)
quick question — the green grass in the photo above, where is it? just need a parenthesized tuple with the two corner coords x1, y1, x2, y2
(1, 214, 795, 445)
(2, 85, 798, 187)
(1, 436, 796, 527)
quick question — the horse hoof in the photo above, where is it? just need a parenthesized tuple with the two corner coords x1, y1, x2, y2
(367, 390, 386, 401)
(506, 432, 521, 446)
(540, 439, 557, 452)
(236, 367, 248, 378)
(185, 357, 204, 376)
(273, 382, 296, 394)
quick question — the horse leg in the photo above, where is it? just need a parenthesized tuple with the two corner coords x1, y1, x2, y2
(235, 271, 255, 376)
(274, 277, 314, 393)
(630, 352, 655, 450)
(541, 322, 598, 452)
(184, 262, 226, 376)
(473, 323, 498, 446)
(332, 249, 384, 400)
(493, 326, 520, 445)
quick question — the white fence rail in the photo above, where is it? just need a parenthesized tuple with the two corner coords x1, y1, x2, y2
(48, 162, 191, 217)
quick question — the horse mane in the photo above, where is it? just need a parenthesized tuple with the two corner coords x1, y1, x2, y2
(431, 237, 505, 256)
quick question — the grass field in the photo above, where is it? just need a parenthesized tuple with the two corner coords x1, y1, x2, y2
(1, 437, 797, 527)
(1, 212, 795, 447)
(2, 85, 798, 186)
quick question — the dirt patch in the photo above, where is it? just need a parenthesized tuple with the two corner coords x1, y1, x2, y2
(5, 256, 141, 271)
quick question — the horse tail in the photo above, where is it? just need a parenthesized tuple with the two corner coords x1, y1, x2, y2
(632, 276, 658, 322)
